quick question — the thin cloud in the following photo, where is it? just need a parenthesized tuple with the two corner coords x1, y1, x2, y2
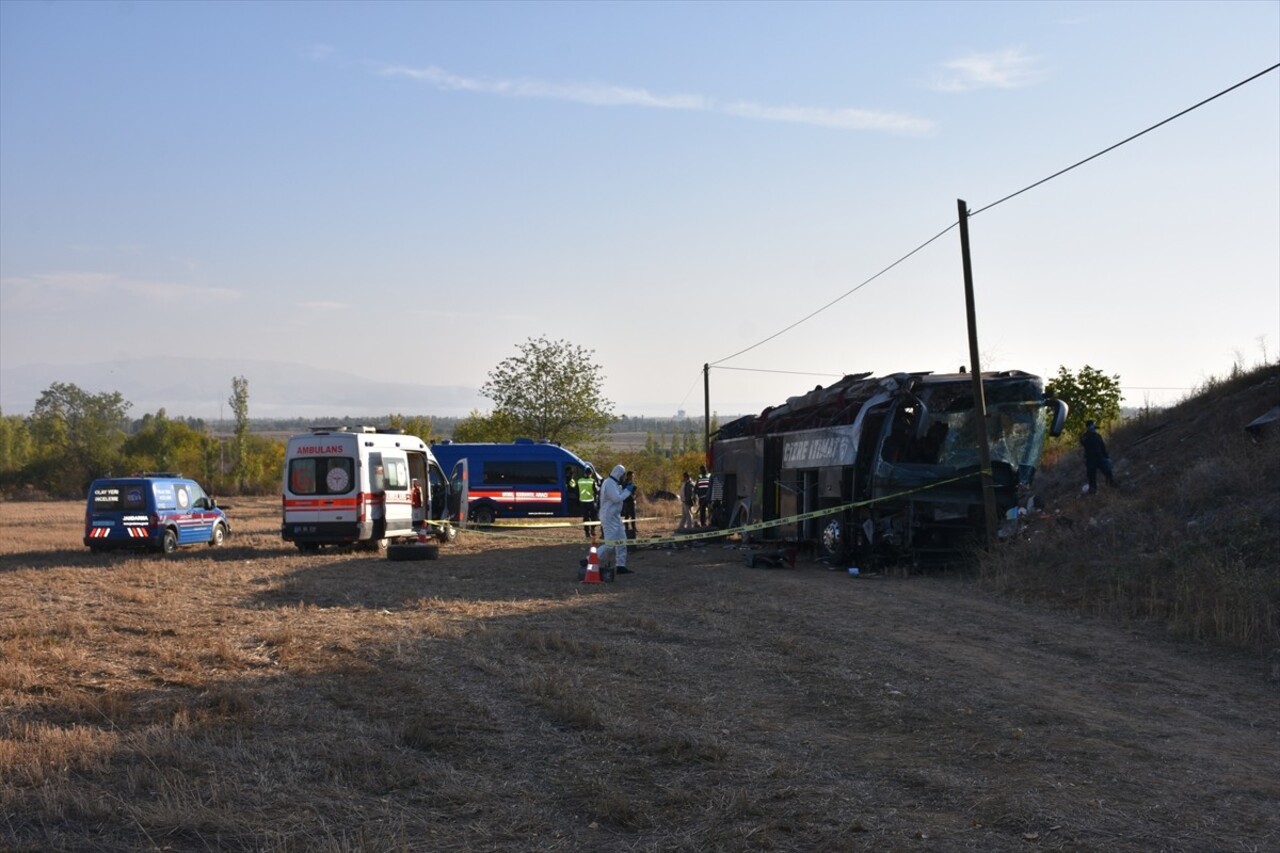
(722, 101, 933, 135)
(0, 272, 239, 309)
(300, 300, 350, 312)
(381, 64, 934, 135)
(931, 49, 1046, 92)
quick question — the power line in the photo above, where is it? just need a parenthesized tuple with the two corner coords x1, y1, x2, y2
(709, 62, 1280, 369)
(971, 62, 1279, 217)
(709, 221, 957, 366)
(712, 365, 848, 378)
(674, 372, 703, 412)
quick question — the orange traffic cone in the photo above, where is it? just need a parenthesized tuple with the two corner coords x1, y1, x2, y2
(582, 546, 601, 584)
(417, 525, 430, 545)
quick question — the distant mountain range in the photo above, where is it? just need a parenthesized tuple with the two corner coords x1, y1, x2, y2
(0, 358, 486, 420)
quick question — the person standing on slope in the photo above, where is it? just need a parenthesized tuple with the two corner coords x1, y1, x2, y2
(1080, 420, 1115, 494)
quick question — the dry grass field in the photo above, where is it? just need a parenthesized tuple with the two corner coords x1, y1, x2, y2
(2, 494, 1278, 852)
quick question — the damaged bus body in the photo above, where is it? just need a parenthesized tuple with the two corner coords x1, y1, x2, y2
(711, 370, 1067, 566)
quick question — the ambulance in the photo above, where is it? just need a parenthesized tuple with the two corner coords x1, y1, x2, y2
(281, 426, 460, 552)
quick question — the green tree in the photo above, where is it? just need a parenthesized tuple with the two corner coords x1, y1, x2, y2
(479, 336, 614, 446)
(387, 414, 436, 443)
(1045, 365, 1123, 437)
(451, 408, 522, 443)
(238, 434, 285, 495)
(228, 376, 250, 491)
(28, 382, 132, 495)
(0, 409, 34, 485)
(122, 409, 215, 479)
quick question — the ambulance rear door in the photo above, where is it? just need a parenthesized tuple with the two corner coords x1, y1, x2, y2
(371, 451, 414, 539)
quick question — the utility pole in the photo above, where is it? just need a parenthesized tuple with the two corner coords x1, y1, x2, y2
(703, 363, 711, 458)
(957, 199, 999, 547)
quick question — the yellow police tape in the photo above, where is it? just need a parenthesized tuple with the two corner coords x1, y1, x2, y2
(422, 469, 991, 548)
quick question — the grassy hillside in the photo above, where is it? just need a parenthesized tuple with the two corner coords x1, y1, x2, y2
(979, 361, 1280, 654)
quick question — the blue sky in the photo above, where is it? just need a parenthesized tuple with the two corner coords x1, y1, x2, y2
(2, 0, 1277, 419)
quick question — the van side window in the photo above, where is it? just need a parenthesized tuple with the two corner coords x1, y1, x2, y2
(385, 459, 408, 491)
(482, 460, 557, 486)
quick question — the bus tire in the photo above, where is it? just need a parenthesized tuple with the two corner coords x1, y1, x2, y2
(470, 506, 496, 526)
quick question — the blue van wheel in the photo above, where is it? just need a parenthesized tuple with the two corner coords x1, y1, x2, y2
(209, 523, 226, 548)
(161, 529, 179, 555)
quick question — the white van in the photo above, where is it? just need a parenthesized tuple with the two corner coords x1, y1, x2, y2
(281, 426, 458, 552)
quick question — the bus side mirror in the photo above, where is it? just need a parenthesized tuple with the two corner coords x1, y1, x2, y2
(1047, 398, 1068, 438)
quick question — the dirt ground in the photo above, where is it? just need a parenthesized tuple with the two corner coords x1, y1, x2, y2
(2, 497, 1277, 852)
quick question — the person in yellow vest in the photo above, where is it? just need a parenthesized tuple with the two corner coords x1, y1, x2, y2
(577, 465, 599, 539)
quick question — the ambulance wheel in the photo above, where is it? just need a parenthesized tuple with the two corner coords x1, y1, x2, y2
(161, 529, 179, 555)
(296, 542, 320, 554)
(387, 543, 439, 562)
(471, 506, 496, 526)
(208, 522, 227, 548)
(358, 538, 388, 553)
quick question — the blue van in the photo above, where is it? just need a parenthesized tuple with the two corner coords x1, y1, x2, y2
(429, 439, 596, 525)
(84, 474, 230, 555)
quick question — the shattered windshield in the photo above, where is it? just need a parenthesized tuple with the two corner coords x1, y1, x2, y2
(934, 403, 1049, 475)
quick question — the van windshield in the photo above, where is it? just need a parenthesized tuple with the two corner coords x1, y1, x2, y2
(289, 457, 355, 495)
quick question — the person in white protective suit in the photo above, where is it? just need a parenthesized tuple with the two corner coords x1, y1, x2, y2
(597, 464, 637, 575)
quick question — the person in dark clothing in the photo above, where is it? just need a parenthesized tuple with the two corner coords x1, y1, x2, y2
(695, 465, 712, 526)
(679, 472, 696, 530)
(1079, 420, 1115, 494)
(621, 470, 637, 540)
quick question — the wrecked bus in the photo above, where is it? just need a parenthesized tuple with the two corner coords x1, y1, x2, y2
(710, 370, 1067, 565)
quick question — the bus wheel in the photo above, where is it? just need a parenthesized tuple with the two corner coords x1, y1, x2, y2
(471, 507, 496, 526)
(387, 543, 439, 562)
